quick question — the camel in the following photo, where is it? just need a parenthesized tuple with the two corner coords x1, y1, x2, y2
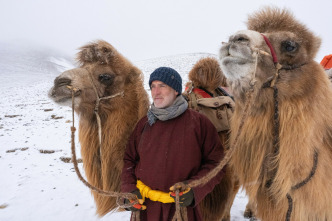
(183, 57, 259, 220)
(218, 7, 332, 221)
(49, 40, 150, 215)
(183, 57, 238, 221)
(49, 41, 239, 219)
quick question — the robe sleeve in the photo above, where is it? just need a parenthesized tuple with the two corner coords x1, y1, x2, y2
(187, 115, 226, 206)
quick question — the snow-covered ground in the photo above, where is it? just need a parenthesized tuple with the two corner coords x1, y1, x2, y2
(0, 45, 249, 221)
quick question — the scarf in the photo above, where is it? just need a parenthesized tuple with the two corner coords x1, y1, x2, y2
(147, 95, 188, 126)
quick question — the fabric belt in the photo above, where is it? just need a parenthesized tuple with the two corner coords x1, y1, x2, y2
(136, 180, 175, 203)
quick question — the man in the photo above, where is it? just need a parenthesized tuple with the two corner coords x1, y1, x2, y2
(121, 67, 225, 221)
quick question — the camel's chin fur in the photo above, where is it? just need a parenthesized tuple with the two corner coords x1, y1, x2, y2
(220, 58, 253, 81)
(219, 56, 255, 94)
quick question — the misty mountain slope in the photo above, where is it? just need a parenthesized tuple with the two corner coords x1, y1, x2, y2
(0, 47, 249, 221)
(0, 43, 74, 89)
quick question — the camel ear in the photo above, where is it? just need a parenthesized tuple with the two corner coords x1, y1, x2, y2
(76, 40, 115, 65)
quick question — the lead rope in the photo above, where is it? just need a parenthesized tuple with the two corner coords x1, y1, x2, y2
(171, 53, 259, 221)
(86, 72, 124, 157)
(69, 88, 136, 202)
(285, 150, 318, 221)
(262, 41, 319, 221)
(68, 86, 141, 220)
(264, 68, 319, 221)
(71, 59, 255, 221)
(171, 87, 255, 221)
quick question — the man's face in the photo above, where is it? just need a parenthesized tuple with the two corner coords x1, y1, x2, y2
(151, 80, 178, 108)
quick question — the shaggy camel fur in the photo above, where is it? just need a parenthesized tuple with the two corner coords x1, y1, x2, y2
(219, 7, 332, 221)
(183, 57, 239, 221)
(49, 40, 150, 216)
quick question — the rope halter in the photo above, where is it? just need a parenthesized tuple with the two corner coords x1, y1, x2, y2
(248, 33, 282, 91)
(86, 70, 124, 157)
(258, 34, 319, 221)
(67, 69, 143, 215)
(260, 34, 282, 87)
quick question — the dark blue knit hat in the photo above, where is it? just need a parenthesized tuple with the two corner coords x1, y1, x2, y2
(149, 67, 182, 94)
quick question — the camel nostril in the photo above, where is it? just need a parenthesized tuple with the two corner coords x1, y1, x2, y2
(55, 77, 72, 87)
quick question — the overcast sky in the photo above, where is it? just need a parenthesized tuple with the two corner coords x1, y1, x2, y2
(0, 0, 331, 62)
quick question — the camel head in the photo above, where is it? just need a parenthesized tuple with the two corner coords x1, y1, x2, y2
(219, 7, 322, 100)
(49, 40, 143, 118)
(48, 40, 149, 216)
(188, 57, 227, 92)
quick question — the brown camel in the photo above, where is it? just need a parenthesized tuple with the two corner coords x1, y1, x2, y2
(49, 41, 240, 219)
(183, 57, 238, 221)
(49, 40, 150, 216)
(219, 7, 332, 221)
(183, 57, 258, 220)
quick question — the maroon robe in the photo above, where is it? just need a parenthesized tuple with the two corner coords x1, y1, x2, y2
(121, 109, 225, 221)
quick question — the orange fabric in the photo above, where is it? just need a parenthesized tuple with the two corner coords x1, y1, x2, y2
(192, 88, 212, 98)
(320, 54, 332, 69)
(184, 86, 212, 98)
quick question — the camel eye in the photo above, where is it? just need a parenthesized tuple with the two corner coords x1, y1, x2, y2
(102, 47, 109, 53)
(98, 74, 114, 85)
(237, 37, 248, 42)
(281, 41, 298, 52)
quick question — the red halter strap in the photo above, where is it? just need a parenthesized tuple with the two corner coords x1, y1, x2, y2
(261, 34, 278, 65)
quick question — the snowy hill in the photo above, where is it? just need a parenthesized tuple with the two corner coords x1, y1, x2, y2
(0, 42, 74, 89)
(0, 45, 249, 221)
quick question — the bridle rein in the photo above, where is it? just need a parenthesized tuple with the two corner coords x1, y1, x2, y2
(258, 34, 319, 221)
(67, 69, 142, 214)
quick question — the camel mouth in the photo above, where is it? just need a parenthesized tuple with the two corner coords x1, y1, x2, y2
(220, 55, 254, 74)
(220, 46, 255, 64)
(48, 85, 81, 103)
(219, 41, 258, 82)
(219, 53, 256, 84)
(221, 56, 250, 65)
